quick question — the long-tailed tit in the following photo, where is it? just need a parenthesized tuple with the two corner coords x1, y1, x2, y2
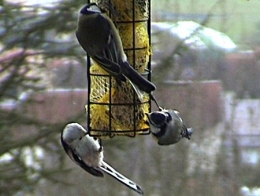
(61, 123, 144, 194)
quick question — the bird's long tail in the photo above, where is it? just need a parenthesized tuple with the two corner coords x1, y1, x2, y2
(101, 161, 144, 195)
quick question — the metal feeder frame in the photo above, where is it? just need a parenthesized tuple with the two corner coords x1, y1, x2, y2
(86, 0, 152, 138)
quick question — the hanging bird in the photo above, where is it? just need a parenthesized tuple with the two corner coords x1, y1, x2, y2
(146, 109, 193, 145)
(76, 3, 156, 100)
(61, 123, 144, 195)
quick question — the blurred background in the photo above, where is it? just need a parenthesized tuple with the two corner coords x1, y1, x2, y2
(1, 0, 260, 195)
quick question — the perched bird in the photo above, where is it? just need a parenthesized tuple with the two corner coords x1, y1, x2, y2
(61, 123, 144, 195)
(76, 3, 156, 100)
(146, 109, 193, 145)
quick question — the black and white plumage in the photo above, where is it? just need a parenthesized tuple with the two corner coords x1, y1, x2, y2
(76, 3, 156, 100)
(146, 109, 193, 145)
(61, 123, 144, 195)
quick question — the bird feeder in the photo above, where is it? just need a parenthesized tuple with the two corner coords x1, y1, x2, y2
(86, 0, 152, 138)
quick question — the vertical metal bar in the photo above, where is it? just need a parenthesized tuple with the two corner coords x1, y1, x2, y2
(147, 0, 152, 113)
(87, 56, 91, 134)
(108, 0, 112, 137)
(132, 0, 137, 135)
(86, 0, 91, 134)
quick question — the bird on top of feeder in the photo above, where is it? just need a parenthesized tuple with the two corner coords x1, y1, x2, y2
(146, 108, 193, 145)
(61, 123, 144, 195)
(76, 3, 156, 101)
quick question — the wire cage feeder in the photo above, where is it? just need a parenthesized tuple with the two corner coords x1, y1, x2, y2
(86, 0, 152, 138)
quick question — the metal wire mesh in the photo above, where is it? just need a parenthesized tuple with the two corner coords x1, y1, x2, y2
(86, 0, 152, 138)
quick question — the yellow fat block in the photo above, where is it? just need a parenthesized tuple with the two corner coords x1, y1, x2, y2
(94, 0, 149, 21)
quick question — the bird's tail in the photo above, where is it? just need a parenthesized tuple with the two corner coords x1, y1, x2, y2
(182, 126, 194, 140)
(101, 161, 144, 195)
(122, 62, 156, 94)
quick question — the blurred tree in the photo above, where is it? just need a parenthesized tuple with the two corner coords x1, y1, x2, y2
(0, 1, 87, 195)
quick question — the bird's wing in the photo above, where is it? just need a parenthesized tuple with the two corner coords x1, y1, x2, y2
(92, 54, 124, 79)
(70, 149, 104, 177)
(61, 137, 104, 177)
(100, 161, 144, 195)
(91, 14, 125, 79)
